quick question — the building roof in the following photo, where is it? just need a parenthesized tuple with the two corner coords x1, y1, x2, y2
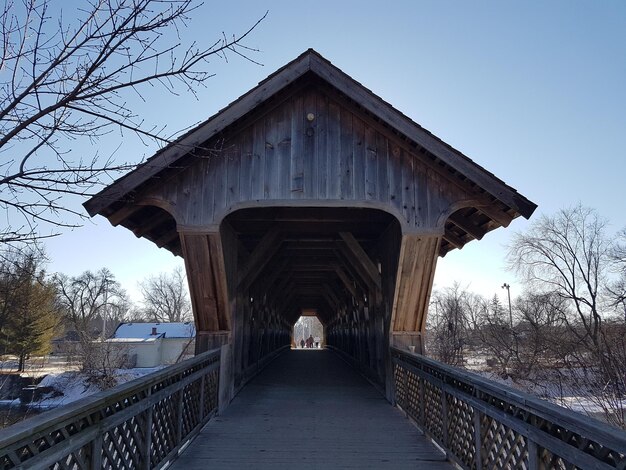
(112, 322, 195, 340)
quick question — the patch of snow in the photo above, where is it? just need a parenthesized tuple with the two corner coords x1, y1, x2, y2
(32, 367, 165, 409)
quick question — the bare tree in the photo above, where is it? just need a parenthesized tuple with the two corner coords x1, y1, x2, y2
(508, 206, 626, 427)
(1, 0, 265, 244)
(139, 266, 191, 322)
(507, 205, 611, 349)
(55, 268, 128, 339)
(608, 228, 626, 321)
(427, 284, 468, 366)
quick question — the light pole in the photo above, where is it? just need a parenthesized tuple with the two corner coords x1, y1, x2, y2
(101, 288, 108, 341)
(501, 283, 512, 328)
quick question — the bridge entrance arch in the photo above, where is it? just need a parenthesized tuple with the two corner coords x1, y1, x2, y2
(85, 49, 536, 404)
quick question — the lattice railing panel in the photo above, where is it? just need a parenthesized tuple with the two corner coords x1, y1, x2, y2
(391, 348, 626, 470)
(51, 444, 91, 470)
(393, 363, 407, 407)
(0, 349, 221, 470)
(481, 414, 528, 469)
(539, 447, 580, 470)
(181, 380, 202, 436)
(150, 394, 179, 464)
(423, 380, 444, 442)
(404, 368, 421, 423)
(203, 368, 219, 417)
(101, 416, 144, 470)
(447, 394, 475, 468)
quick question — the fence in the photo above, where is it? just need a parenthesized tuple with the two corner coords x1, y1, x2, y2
(392, 347, 626, 470)
(0, 349, 221, 470)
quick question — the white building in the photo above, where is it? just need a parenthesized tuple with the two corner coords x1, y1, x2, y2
(107, 322, 196, 367)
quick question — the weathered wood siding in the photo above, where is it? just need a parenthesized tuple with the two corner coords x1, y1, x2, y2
(147, 86, 468, 233)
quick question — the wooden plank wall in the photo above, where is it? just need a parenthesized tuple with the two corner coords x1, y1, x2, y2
(158, 84, 461, 391)
(150, 85, 468, 233)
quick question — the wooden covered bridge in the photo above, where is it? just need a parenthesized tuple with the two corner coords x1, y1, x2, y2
(84, 48, 536, 398)
(2, 50, 625, 469)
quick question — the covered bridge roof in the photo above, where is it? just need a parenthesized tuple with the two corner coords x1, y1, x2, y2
(84, 49, 536, 257)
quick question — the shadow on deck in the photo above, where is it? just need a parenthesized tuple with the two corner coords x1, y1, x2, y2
(170, 349, 450, 470)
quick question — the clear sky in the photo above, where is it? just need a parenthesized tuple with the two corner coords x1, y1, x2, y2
(43, 1, 626, 305)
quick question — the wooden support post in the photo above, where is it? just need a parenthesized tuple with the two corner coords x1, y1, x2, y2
(390, 234, 441, 342)
(180, 231, 231, 341)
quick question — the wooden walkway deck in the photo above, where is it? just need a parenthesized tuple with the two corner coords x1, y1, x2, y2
(169, 349, 451, 469)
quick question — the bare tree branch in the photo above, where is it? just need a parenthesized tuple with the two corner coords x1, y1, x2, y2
(1, 0, 266, 245)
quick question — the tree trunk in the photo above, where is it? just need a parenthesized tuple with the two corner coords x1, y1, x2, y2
(18, 352, 25, 372)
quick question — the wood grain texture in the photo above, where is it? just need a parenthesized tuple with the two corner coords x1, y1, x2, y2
(143, 86, 472, 234)
(180, 232, 231, 332)
(169, 350, 451, 470)
(390, 234, 441, 333)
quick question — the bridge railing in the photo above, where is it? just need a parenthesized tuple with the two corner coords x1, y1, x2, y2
(0, 348, 221, 470)
(391, 347, 626, 470)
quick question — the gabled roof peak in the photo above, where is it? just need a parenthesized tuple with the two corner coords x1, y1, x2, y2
(85, 49, 536, 222)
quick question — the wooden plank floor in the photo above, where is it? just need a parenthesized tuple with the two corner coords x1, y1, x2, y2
(169, 349, 451, 470)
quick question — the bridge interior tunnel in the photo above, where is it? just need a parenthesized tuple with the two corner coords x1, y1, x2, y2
(218, 206, 402, 391)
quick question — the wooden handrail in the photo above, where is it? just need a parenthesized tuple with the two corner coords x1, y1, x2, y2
(391, 347, 626, 469)
(0, 349, 221, 470)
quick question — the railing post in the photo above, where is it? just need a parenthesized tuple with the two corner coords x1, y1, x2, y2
(176, 387, 184, 444)
(528, 441, 539, 470)
(442, 389, 448, 448)
(142, 388, 153, 470)
(473, 407, 482, 470)
(402, 363, 408, 411)
(199, 373, 206, 419)
(90, 433, 103, 469)
(419, 376, 425, 426)
(219, 343, 232, 414)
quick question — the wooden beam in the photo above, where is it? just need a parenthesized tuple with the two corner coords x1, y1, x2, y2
(338, 232, 381, 291)
(154, 230, 179, 248)
(322, 283, 342, 310)
(131, 211, 172, 238)
(107, 204, 142, 226)
(238, 227, 283, 290)
(333, 248, 371, 294)
(442, 230, 465, 250)
(475, 204, 514, 227)
(448, 213, 486, 241)
(249, 257, 289, 295)
(334, 265, 359, 298)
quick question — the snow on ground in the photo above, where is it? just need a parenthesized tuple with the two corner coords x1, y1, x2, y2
(32, 366, 164, 409)
(461, 354, 625, 421)
(0, 355, 80, 377)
